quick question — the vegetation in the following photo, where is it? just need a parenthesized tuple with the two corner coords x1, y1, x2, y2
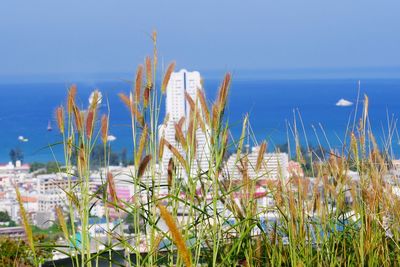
(14, 34, 400, 266)
(0, 211, 11, 222)
(70, 144, 124, 168)
(276, 142, 327, 176)
(31, 225, 63, 242)
(29, 161, 64, 174)
(29, 162, 46, 173)
(30, 146, 128, 174)
(0, 211, 17, 227)
(0, 235, 50, 266)
(0, 238, 36, 267)
(45, 162, 59, 174)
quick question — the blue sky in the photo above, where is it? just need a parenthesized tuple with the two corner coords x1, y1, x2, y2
(0, 1, 399, 78)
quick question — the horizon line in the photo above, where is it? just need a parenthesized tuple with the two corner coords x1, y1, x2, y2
(1, 66, 400, 83)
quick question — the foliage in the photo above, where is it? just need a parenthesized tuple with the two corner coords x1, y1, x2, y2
(0, 211, 11, 222)
(0, 211, 17, 227)
(46, 162, 59, 174)
(31, 225, 63, 242)
(29, 162, 46, 173)
(0, 238, 34, 266)
(0, 236, 50, 267)
(71, 144, 121, 168)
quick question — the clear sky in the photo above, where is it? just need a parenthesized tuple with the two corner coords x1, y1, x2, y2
(0, 0, 399, 78)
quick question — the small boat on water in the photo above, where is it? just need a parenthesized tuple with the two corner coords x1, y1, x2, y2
(18, 135, 29, 142)
(336, 98, 353, 107)
(47, 120, 53, 131)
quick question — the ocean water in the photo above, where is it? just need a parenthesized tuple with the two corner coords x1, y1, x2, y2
(0, 78, 400, 163)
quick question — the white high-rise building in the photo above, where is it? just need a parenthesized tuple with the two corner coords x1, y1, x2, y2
(159, 69, 210, 180)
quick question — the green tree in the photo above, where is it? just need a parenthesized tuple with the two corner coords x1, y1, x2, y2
(0, 235, 50, 266)
(125, 213, 146, 233)
(72, 144, 120, 168)
(276, 142, 327, 176)
(7, 220, 16, 227)
(29, 162, 45, 173)
(0, 211, 11, 222)
(46, 162, 59, 173)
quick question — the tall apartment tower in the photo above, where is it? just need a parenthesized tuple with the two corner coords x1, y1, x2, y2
(159, 69, 210, 180)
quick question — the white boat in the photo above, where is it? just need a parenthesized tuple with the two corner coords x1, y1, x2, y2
(336, 98, 353, 107)
(18, 135, 28, 142)
(107, 135, 117, 142)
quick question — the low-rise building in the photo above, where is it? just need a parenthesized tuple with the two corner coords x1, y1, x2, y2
(36, 174, 73, 223)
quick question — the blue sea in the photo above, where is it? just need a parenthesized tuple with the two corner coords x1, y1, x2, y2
(1, 78, 400, 163)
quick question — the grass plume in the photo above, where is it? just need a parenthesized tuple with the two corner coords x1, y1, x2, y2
(161, 61, 176, 94)
(101, 114, 108, 144)
(157, 203, 192, 267)
(145, 56, 152, 90)
(135, 65, 143, 105)
(55, 106, 65, 134)
(15, 185, 37, 264)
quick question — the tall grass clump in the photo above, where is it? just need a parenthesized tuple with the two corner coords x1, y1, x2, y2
(19, 34, 400, 266)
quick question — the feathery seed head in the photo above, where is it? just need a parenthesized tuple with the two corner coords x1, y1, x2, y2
(136, 124, 148, 163)
(157, 203, 192, 267)
(55, 205, 69, 242)
(107, 172, 118, 204)
(167, 158, 174, 188)
(67, 84, 77, 114)
(55, 106, 65, 134)
(137, 154, 152, 179)
(158, 137, 165, 160)
(145, 56, 152, 90)
(101, 114, 108, 144)
(161, 62, 176, 94)
(86, 109, 94, 139)
(256, 142, 267, 172)
(89, 90, 100, 111)
(135, 65, 143, 105)
(197, 88, 210, 125)
(15, 185, 36, 260)
(119, 92, 144, 125)
(72, 104, 83, 134)
(144, 86, 150, 108)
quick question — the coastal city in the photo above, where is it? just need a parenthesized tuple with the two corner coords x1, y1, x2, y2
(2, 1, 400, 266)
(1, 70, 296, 254)
(2, 70, 400, 264)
